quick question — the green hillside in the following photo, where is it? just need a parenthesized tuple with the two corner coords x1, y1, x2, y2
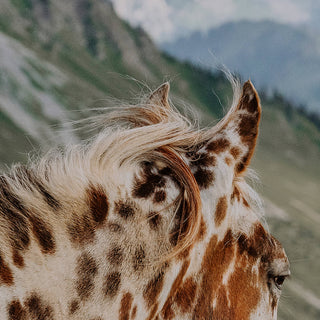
(0, 1, 319, 319)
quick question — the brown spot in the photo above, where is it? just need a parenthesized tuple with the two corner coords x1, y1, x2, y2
(108, 246, 123, 266)
(154, 190, 166, 203)
(193, 168, 214, 189)
(144, 269, 165, 308)
(133, 163, 166, 199)
(231, 186, 241, 201)
(159, 167, 180, 188)
(0, 204, 30, 251)
(236, 113, 260, 174)
(237, 223, 271, 259)
(177, 245, 192, 261)
(87, 184, 109, 224)
(188, 152, 216, 168)
(237, 234, 248, 254)
(231, 186, 250, 208)
(108, 223, 122, 232)
(148, 212, 162, 230)
(0, 177, 26, 212)
(207, 138, 230, 153)
(230, 146, 241, 159)
(104, 272, 121, 297)
(29, 216, 55, 254)
(243, 197, 250, 207)
(7, 167, 59, 211)
(238, 81, 260, 114)
(25, 293, 54, 320)
(236, 161, 246, 174)
(239, 114, 259, 144)
(119, 292, 133, 320)
(67, 214, 95, 245)
(193, 231, 235, 319)
(214, 196, 228, 227)
(133, 246, 146, 271)
(196, 216, 207, 241)
(35, 182, 60, 210)
(13, 166, 60, 210)
(76, 253, 98, 300)
(224, 156, 233, 166)
(161, 260, 190, 319)
(0, 253, 14, 286)
(13, 250, 24, 268)
(8, 300, 27, 320)
(131, 305, 137, 319)
(69, 300, 79, 315)
(158, 166, 173, 176)
(9, 169, 60, 210)
(174, 277, 197, 313)
(115, 200, 136, 219)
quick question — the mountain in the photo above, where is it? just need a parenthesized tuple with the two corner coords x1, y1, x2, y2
(163, 20, 320, 114)
(0, 1, 320, 319)
(0, 0, 228, 163)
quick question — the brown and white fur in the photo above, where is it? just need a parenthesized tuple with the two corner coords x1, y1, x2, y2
(0, 80, 289, 319)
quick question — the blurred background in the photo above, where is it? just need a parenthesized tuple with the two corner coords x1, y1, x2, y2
(0, 0, 319, 318)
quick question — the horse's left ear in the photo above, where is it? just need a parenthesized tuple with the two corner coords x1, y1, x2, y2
(232, 80, 261, 174)
(147, 82, 170, 108)
(210, 80, 261, 175)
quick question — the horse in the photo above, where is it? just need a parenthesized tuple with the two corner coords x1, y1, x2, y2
(0, 80, 289, 319)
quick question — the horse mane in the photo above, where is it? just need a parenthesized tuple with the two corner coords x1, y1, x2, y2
(1, 77, 264, 258)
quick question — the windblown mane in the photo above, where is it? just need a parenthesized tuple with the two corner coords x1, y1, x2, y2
(1, 79, 263, 258)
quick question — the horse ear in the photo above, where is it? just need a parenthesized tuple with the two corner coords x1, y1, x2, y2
(232, 80, 261, 174)
(208, 80, 261, 174)
(147, 82, 170, 108)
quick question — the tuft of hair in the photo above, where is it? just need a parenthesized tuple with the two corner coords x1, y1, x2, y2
(208, 69, 242, 136)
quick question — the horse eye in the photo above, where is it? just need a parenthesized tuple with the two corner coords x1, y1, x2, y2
(274, 276, 286, 289)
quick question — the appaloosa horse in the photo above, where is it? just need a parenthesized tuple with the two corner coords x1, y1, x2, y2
(0, 80, 289, 319)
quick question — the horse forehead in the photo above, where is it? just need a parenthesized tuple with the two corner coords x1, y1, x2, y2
(247, 223, 288, 263)
(267, 234, 289, 271)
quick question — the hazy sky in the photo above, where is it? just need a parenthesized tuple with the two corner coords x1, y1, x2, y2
(110, 0, 319, 42)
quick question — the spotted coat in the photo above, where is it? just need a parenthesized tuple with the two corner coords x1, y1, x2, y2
(0, 81, 289, 319)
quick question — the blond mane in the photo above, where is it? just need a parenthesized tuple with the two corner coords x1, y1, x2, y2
(1, 78, 263, 258)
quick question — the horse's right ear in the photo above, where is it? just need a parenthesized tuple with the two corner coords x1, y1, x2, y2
(147, 82, 170, 108)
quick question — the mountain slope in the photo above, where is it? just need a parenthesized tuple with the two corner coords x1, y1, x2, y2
(163, 20, 320, 114)
(0, 1, 320, 319)
(0, 0, 228, 163)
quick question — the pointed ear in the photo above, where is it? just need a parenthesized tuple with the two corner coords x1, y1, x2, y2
(147, 82, 170, 108)
(207, 80, 261, 175)
(233, 80, 261, 174)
